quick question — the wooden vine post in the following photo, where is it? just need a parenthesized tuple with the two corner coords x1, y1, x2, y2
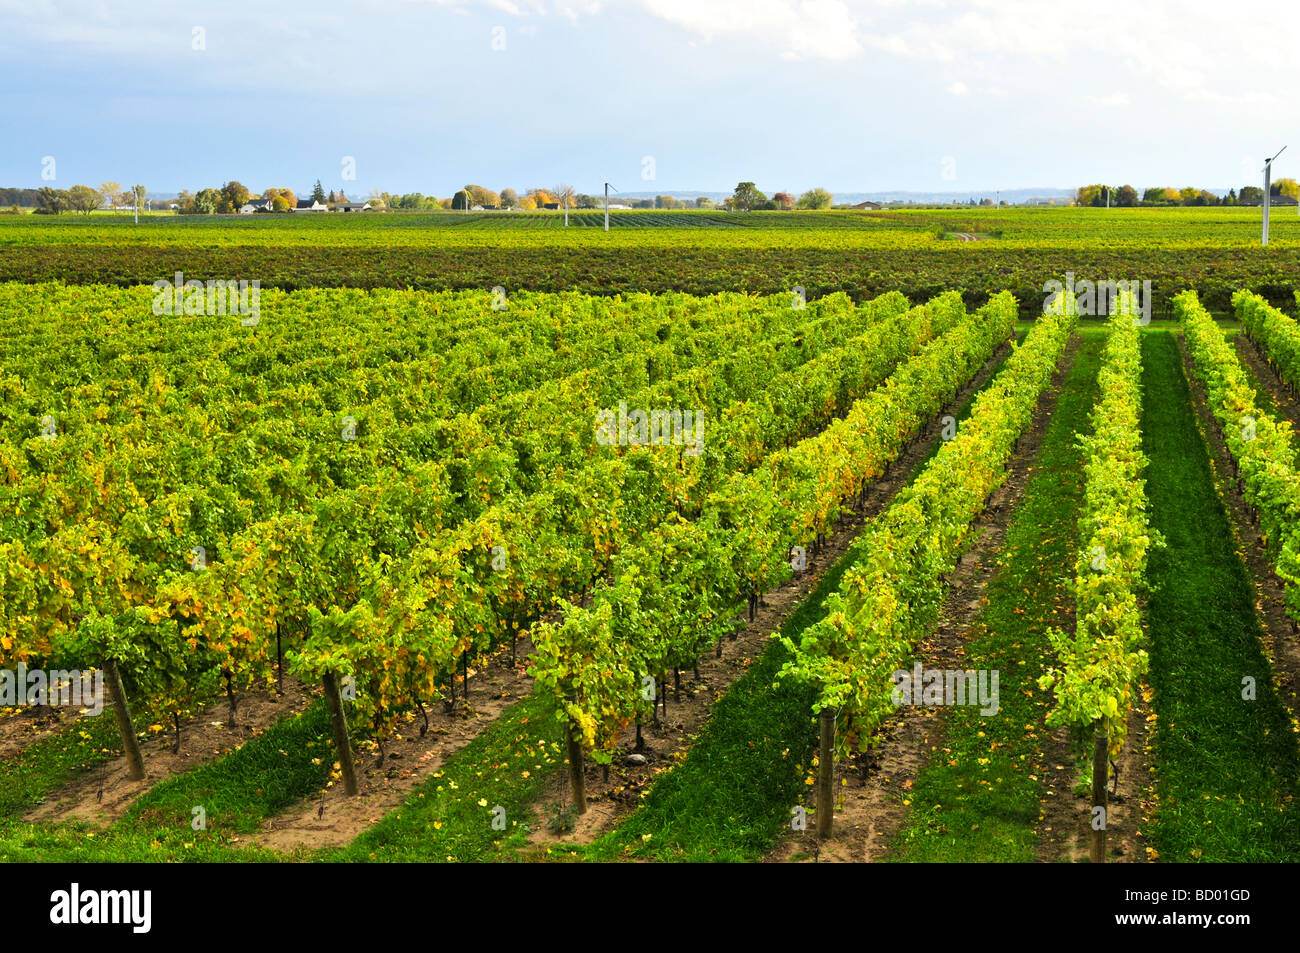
(1090, 716, 1109, 864)
(103, 657, 145, 781)
(564, 693, 587, 814)
(817, 708, 836, 838)
(322, 672, 359, 796)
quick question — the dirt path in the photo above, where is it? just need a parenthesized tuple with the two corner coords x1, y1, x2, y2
(251, 639, 537, 853)
(1034, 680, 1153, 863)
(0, 682, 93, 761)
(765, 334, 1083, 863)
(25, 679, 315, 828)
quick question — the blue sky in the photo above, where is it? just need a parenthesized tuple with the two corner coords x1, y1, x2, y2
(1, 0, 1295, 198)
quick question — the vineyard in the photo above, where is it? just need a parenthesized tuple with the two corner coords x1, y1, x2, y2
(2, 212, 1300, 867)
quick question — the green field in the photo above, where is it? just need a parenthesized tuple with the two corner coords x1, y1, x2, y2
(3, 207, 1299, 315)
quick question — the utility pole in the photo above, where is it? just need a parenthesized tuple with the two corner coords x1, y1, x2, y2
(1263, 146, 1287, 246)
(604, 182, 618, 232)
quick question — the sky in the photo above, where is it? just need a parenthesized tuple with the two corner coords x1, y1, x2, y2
(1, 0, 1296, 198)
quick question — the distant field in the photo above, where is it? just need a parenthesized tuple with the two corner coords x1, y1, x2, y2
(3, 206, 1299, 314)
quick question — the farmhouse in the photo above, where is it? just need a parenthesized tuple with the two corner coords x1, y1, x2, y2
(238, 198, 273, 214)
(335, 201, 372, 212)
(293, 198, 329, 212)
(1238, 194, 1299, 207)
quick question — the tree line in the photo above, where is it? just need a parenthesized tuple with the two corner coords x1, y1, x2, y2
(1077, 180, 1300, 207)
(20, 183, 148, 215)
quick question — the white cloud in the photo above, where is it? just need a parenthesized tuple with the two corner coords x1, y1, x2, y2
(948, 80, 968, 95)
(638, 0, 862, 60)
(1087, 91, 1130, 108)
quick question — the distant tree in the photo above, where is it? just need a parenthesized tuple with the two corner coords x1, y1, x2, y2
(99, 181, 122, 208)
(574, 193, 600, 208)
(1239, 185, 1264, 204)
(1225, 188, 1237, 205)
(0, 188, 39, 206)
(634, 198, 654, 209)
(1116, 184, 1138, 206)
(517, 194, 537, 210)
(312, 180, 326, 204)
(67, 184, 101, 215)
(132, 184, 147, 212)
(695, 196, 714, 209)
(796, 188, 833, 210)
(451, 189, 472, 210)
(193, 188, 222, 214)
(219, 181, 251, 213)
(175, 189, 195, 213)
(466, 184, 501, 207)
(655, 194, 681, 209)
(1141, 187, 1169, 205)
(1272, 177, 1299, 201)
(35, 186, 70, 214)
(328, 190, 337, 203)
(1178, 186, 1198, 205)
(1075, 184, 1106, 206)
(500, 188, 520, 208)
(731, 181, 766, 211)
(772, 191, 795, 210)
(264, 187, 296, 210)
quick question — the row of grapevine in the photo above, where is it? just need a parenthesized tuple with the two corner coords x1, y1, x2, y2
(532, 292, 1021, 802)
(775, 299, 1076, 834)
(1038, 302, 1152, 863)
(1040, 304, 1152, 751)
(1177, 290, 1300, 624)
(1235, 289, 1300, 397)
